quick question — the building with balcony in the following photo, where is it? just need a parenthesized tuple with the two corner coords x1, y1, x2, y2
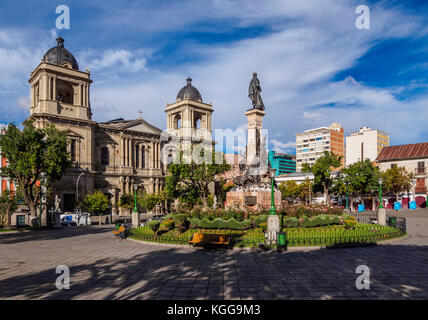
(268, 150, 296, 176)
(376, 142, 428, 208)
(0, 125, 16, 196)
(345, 126, 389, 166)
(295, 122, 344, 172)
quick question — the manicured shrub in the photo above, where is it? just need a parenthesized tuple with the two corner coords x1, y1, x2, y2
(159, 219, 174, 231)
(254, 214, 268, 226)
(284, 217, 299, 228)
(173, 214, 189, 231)
(344, 219, 357, 229)
(147, 220, 160, 232)
(259, 222, 267, 232)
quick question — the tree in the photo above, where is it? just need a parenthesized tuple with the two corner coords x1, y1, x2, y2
(383, 166, 413, 201)
(337, 159, 380, 211)
(299, 177, 313, 203)
(301, 163, 312, 173)
(311, 151, 342, 204)
(84, 190, 110, 225)
(165, 151, 230, 209)
(118, 193, 134, 214)
(0, 120, 71, 223)
(138, 193, 163, 212)
(278, 180, 301, 202)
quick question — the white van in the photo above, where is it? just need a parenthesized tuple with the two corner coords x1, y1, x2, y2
(60, 213, 91, 226)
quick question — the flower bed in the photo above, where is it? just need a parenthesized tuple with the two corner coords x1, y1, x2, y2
(128, 223, 405, 247)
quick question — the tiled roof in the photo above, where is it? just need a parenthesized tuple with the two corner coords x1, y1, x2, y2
(376, 142, 428, 161)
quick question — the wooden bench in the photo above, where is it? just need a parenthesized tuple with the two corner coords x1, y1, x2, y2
(189, 233, 232, 248)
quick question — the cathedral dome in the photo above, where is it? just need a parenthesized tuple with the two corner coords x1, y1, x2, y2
(176, 77, 202, 102)
(42, 37, 79, 70)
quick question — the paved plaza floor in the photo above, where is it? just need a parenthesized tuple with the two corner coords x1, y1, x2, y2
(1, 209, 428, 300)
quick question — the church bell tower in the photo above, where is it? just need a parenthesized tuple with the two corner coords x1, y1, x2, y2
(29, 37, 93, 123)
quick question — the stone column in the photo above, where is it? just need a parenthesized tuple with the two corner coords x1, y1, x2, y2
(151, 142, 155, 168)
(378, 207, 386, 226)
(245, 108, 266, 166)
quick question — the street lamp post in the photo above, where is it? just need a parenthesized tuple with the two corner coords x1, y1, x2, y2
(269, 168, 276, 215)
(76, 171, 86, 212)
(378, 177, 384, 209)
(377, 177, 386, 226)
(132, 184, 140, 229)
(345, 179, 349, 211)
(133, 184, 138, 213)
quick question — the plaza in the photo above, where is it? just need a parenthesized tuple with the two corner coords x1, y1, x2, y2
(1, 210, 427, 300)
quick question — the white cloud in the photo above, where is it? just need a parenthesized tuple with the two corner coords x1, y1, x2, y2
(270, 139, 295, 153)
(78, 49, 148, 75)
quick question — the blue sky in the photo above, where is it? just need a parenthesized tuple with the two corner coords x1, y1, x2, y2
(1, 0, 428, 154)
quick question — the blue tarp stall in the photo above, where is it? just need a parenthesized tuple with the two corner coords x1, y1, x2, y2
(409, 201, 417, 210)
(394, 202, 402, 210)
(358, 204, 365, 212)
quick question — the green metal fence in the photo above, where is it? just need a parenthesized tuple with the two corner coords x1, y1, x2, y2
(128, 223, 405, 247)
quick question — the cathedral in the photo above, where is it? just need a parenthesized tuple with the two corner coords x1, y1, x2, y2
(28, 37, 214, 214)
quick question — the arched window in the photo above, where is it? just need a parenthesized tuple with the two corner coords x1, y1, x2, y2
(57, 80, 74, 104)
(174, 114, 181, 129)
(195, 117, 201, 129)
(101, 146, 109, 165)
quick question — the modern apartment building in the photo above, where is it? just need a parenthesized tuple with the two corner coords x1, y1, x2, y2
(295, 122, 344, 172)
(268, 150, 296, 176)
(346, 126, 389, 166)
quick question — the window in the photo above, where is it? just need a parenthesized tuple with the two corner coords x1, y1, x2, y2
(174, 114, 181, 129)
(70, 140, 77, 162)
(57, 80, 74, 104)
(391, 164, 397, 169)
(101, 146, 109, 165)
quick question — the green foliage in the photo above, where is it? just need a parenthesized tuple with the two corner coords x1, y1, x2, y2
(159, 219, 175, 231)
(189, 217, 252, 230)
(147, 220, 160, 232)
(139, 193, 163, 211)
(165, 151, 230, 208)
(0, 189, 20, 213)
(283, 217, 299, 228)
(344, 219, 357, 229)
(84, 190, 110, 216)
(119, 193, 134, 213)
(383, 166, 413, 199)
(259, 222, 267, 232)
(0, 120, 71, 217)
(173, 214, 189, 231)
(301, 163, 312, 173)
(311, 151, 342, 203)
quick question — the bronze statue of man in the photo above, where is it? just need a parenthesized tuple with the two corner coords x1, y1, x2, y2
(248, 72, 265, 110)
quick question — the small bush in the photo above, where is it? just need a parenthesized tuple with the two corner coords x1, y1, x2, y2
(159, 219, 174, 231)
(259, 222, 267, 232)
(284, 217, 299, 228)
(173, 214, 189, 231)
(147, 220, 160, 232)
(344, 219, 357, 229)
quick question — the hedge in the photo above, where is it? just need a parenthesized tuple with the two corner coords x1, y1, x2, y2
(189, 217, 252, 230)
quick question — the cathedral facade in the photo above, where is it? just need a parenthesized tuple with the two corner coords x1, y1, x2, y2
(28, 37, 213, 214)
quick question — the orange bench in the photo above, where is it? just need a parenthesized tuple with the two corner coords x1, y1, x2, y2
(189, 233, 232, 248)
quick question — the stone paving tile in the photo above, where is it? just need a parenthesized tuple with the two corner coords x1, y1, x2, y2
(1, 212, 428, 300)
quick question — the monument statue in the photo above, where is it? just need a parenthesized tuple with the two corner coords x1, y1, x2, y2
(248, 72, 265, 110)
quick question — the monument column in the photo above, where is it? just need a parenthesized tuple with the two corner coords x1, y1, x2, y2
(245, 108, 266, 167)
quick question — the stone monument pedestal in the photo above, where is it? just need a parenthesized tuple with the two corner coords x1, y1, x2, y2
(132, 211, 140, 229)
(266, 215, 280, 245)
(377, 207, 386, 226)
(225, 190, 281, 211)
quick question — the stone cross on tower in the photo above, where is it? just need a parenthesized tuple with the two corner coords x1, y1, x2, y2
(138, 109, 143, 119)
